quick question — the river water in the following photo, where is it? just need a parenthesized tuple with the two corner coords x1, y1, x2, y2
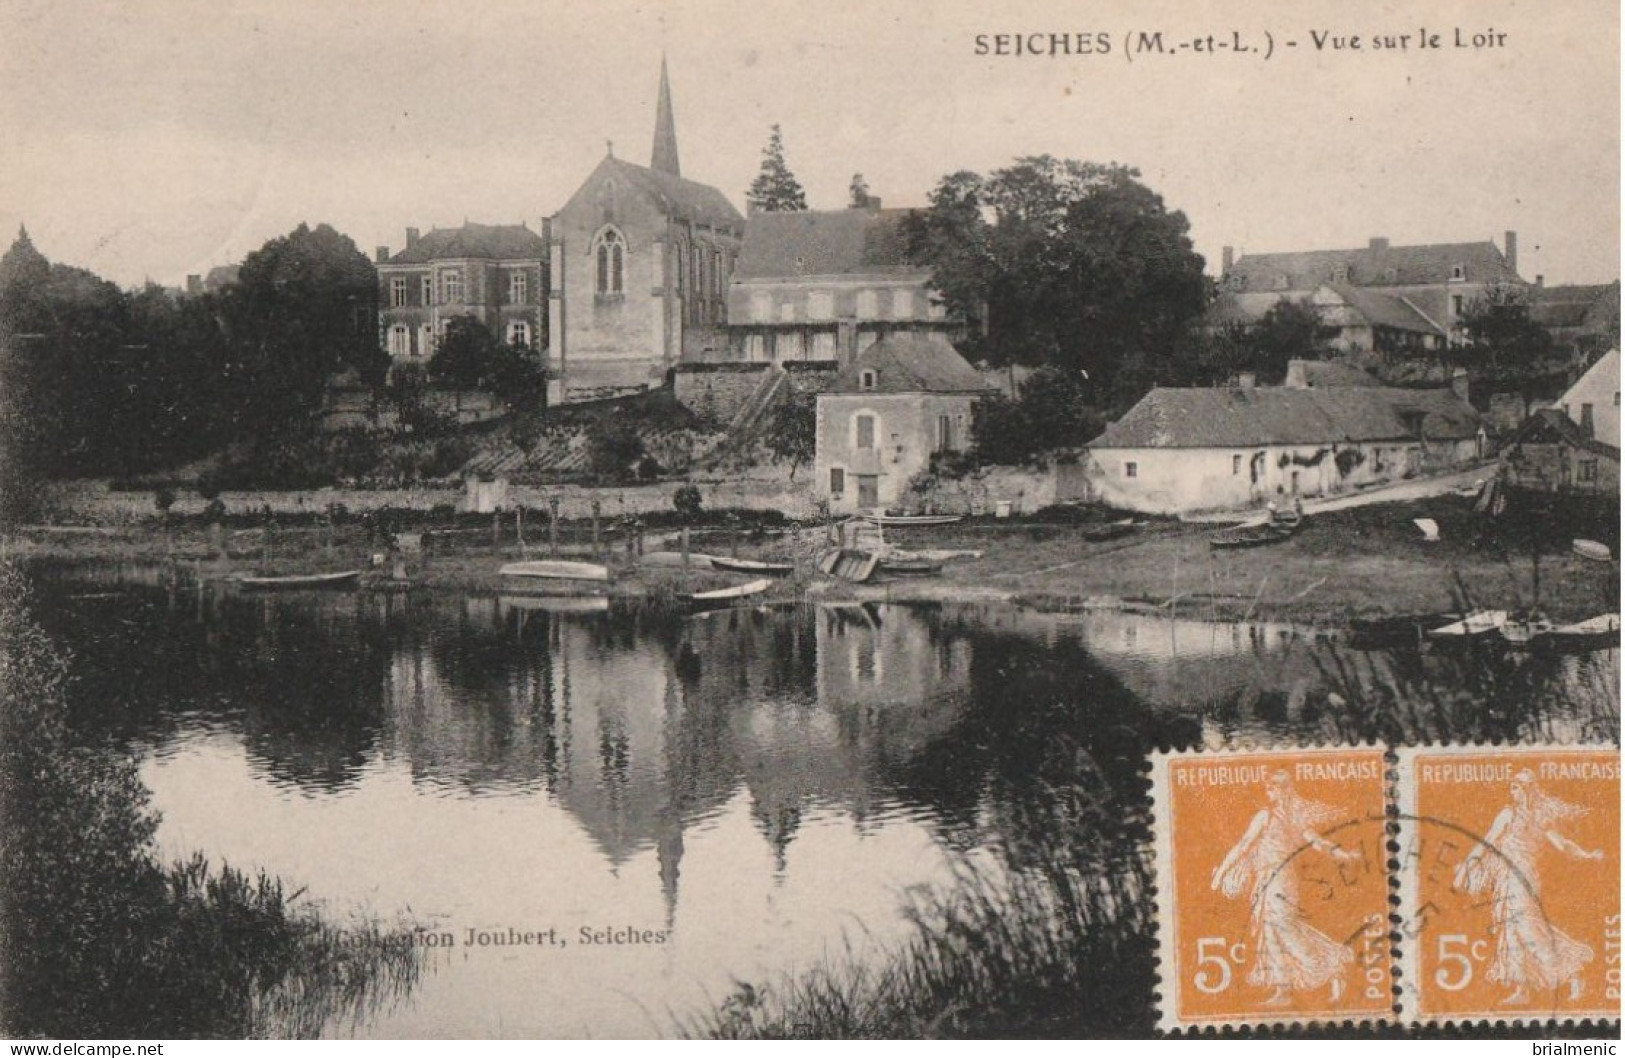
(22, 563, 1619, 1037)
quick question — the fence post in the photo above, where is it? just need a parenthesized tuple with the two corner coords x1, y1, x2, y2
(681, 527, 690, 574)
(591, 500, 601, 558)
(549, 496, 560, 558)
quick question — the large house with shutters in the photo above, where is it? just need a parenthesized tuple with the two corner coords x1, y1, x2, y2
(546, 59, 746, 402)
(1208, 233, 1526, 353)
(374, 222, 548, 367)
(815, 332, 991, 514)
(726, 206, 959, 364)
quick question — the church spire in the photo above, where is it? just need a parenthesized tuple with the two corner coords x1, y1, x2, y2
(650, 55, 681, 178)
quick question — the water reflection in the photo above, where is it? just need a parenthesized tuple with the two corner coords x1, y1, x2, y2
(24, 563, 1617, 1038)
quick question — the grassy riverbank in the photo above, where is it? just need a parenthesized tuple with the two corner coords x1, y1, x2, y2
(9, 492, 1616, 625)
(0, 565, 424, 1038)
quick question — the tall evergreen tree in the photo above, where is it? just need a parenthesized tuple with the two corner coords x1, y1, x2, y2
(746, 125, 807, 213)
(848, 173, 874, 209)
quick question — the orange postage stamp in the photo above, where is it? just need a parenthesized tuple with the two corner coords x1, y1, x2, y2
(1396, 745, 1621, 1025)
(1151, 746, 1393, 1031)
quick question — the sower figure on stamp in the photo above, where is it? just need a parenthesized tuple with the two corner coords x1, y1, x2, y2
(1210, 770, 1359, 1007)
(1453, 769, 1602, 1006)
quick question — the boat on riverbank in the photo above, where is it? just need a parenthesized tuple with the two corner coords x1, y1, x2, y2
(710, 556, 794, 576)
(680, 577, 774, 611)
(498, 560, 609, 582)
(819, 549, 879, 583)
(877, 555, 943, 577)
(238, 569, 362, 591)
(1426, 610, 1510, 641)
(1536, 613, 1620, 654)
(1348, 611, 1464, 649)
(1081, 518, 1137, 543)
(1499, 612, 1557, 649)
(1573, 539, 1613, 563)
(1208, 523, 1292, 550)
(866, 513, 963, 527)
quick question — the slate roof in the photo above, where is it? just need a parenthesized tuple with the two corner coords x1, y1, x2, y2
(829, 333, 988, 395)
(1226, 240, 1521, 292)
(1090, 385, 1482, 449)
(386, 223, 547, 265)
(1526, 283, 1620, 332)
(1511, 407, 1622, 460)
(603, 157, 744, 231)
(735, 208, 926, 280)
(1326, 284, 1444, 335)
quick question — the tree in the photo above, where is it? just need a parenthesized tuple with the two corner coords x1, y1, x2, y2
(1459, 283, 1561, 409)
(746, 125, 807, 213)
(760, 389, 816, 477)
(220, 223, 383, 436)
(1246, 299, 1324, 385)
(848, 173, 874, 209)
(905, 157, 1210, 405)
(972, 365, 1105, 465)
(428, 315, 546, 410)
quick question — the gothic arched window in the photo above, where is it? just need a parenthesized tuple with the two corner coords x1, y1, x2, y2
(594, 229, 625, 297)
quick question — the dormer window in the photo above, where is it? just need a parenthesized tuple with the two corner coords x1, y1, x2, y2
(1273, 274, 1289, 291)
(1451, 264, 1465, 281)
(1333, 265, 1349, 283)
(860, 369, 877, 391)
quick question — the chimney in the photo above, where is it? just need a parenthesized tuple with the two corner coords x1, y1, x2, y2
(375, 245, 389, 264)
(1536, 274, 1545, 288)
(1221, 245, 1234, 275)
(1504, 230, 1518, 276)
(1369, 236, 1390, 252)
(1450, 368, 1470, 405)
(1236, 371, 1256, 390)
(406, 227, 420, 249)
(185, 275, 202, 296)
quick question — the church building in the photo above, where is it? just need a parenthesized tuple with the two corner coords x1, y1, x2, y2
(548, 59, 746, 402)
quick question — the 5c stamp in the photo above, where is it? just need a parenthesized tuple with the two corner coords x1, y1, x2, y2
(1151, 746, 1393, 1030)
(1396, 745, 1620, 1025)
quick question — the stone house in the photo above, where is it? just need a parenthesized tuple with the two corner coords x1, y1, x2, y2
(726, 206, 959, 364)
(375, 222, 548, 367)
(1084, 382, 1485, 515)
(1499, 407, 1619, 500)
(815, 333, 990, 513)
(547, 60, 745, 402)
(1211, 233, 1525, 350)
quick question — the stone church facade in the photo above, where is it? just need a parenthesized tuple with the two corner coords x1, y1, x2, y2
(547, 60, 745, 402)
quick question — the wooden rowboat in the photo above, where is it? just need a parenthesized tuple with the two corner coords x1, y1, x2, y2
(1573, 539, 1613, 563)
(818, 549, 879, 583)
(710, 556, 794, 576)
(680, 578, 774, 610)
(1535, 613, 1620, 654)
(1348, 612, 1463, 649)
(1426, 610, 1510, 641)
(866, 513, 963, 527)
(498, 560, 609, 582)
(1500, 612, 1557, 649)
(1081, 518, 1136, 543)
(877, 556, 943, 576)
(1208, 524, 1293, 550)
(238, 570, 362, 591)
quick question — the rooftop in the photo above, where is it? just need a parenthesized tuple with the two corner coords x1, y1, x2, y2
(385, 223, 547, 265)
(1090, 385, 1482, 449)
(1226, 239, 1521, 292)
(736, 207, 926, 281)
(829, 332, 988, 395)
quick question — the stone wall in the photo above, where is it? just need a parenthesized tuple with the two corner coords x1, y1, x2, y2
(672, 362, 771, 425)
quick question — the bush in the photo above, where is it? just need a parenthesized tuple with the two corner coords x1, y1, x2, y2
(672, 485, 703, 521)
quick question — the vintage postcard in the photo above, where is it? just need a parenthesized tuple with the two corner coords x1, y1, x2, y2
(0, 0, 1617, 1043)
(1397, 745, 1621, 1026)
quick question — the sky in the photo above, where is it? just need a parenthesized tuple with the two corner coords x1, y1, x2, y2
(2, 0, 1618, 289)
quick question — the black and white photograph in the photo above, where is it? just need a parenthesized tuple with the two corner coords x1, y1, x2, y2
(0, 0, 1618, 1042)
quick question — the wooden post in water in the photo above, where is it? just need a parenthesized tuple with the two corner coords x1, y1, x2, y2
(516, 506, 525, 556)
(681, 527, 691, 574)
(591, 500, 601, 558)
(549, 496, 560, 557)
(491, 511, 500, 551)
